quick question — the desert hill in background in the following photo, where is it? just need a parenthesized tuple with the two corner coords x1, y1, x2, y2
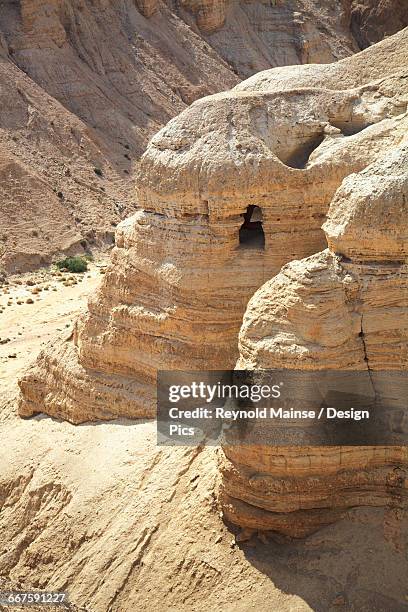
(0, 0, 406, 273)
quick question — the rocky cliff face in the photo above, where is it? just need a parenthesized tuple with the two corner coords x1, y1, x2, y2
(134, 0, 159, 18)
(2, 0, 406, 272)
(178, 0, 356, 69)
(347, 0, 408, 49)
(219, 141, 408, 537)
(18, 29, 408, 423)
(180, 0, 228, 34)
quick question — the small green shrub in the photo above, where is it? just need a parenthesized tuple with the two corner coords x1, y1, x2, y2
(55, 256, 88, 273)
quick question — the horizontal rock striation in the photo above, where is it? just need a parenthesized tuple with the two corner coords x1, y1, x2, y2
(219, 142, 408, 537)
(18, 29, 408, 423)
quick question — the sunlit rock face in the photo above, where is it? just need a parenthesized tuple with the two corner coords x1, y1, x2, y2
(19, 29, 408, 424)
(219, 142, 408, 537)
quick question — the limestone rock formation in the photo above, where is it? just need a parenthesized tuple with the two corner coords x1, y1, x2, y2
(219, 141, 408, 537)
(3, 0, 238, 159)
(18, 29, 408, 423)
(180, 0, 358, 74)
(1, 0, 406, 271)
(180, 0, 228, 34)
(177, 0, 407, 71)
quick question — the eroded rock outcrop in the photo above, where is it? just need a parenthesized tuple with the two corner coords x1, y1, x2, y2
(219, 142, 408, 537)
(0, 0, 361, 273)
(134, 0, 159, 18)
(181, 0, 358, 73)
(2, 0, 407, 271)
(18, 30, 408, 423)
(180, 0, 228, 34)
(347, 0, 408, 50)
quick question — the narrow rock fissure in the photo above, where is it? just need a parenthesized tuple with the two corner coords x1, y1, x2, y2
(329, 119, 372, 136)
(359, 313, 375, 390)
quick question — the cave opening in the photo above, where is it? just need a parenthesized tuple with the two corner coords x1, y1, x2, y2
(239, 205, 265, 249)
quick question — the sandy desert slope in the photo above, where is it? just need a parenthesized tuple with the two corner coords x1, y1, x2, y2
(1, 398, 408, 611)
(0, 261, 106, 396)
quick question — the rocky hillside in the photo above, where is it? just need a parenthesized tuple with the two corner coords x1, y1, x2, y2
(0, 0, 238, 273)
(346, 0, 408, 49)
(1, 0, 406, 272)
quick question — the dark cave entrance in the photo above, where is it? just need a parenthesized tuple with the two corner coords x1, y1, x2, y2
(239, 205, 265, 250)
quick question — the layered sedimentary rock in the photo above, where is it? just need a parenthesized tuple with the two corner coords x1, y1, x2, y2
(181, 0, 357, 74)
(219, 142, 408, 537)
(134, 0, 159, 18)
(2, 0, 407, 271)
(0, 0, 361, 272)
(4, 0, 238, 158)
(18, 30, 408, 423)
(170, 0, 408, 71)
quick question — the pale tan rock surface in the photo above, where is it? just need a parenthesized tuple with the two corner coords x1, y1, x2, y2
(1, 14, 408, 611)
(17, 29, 408, 422)
(0, 0, 360, 273)
(18, 29, 408, 423)
(2, 0, 406, 271)
(220, 142, 408, 537)
(0, 0, 372, 273)
(181, 0, 407, 73)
